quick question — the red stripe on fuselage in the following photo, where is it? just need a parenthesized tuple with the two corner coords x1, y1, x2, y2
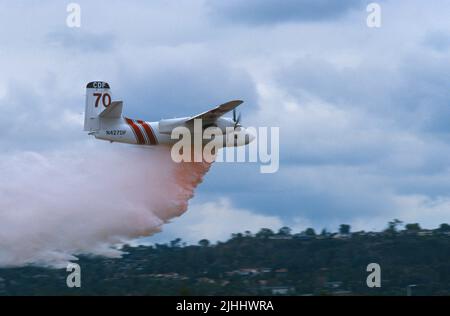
(137, 120, 158, 145)
(125, 118, 146, 145)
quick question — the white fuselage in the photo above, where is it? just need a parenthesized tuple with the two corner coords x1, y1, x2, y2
(93, 117, 254, 147)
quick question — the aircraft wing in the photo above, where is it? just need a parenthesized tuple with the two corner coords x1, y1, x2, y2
(186, 100, 243, 123)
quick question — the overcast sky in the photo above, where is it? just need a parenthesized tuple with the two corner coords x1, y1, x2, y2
(1, 0, 450, 243)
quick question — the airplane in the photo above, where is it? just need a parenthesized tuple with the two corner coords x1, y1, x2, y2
(84, 81, 255, 148)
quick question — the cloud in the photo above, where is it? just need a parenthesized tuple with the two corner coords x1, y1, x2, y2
(208, 0, 366, 25)
(0, 81, 85, 151)
(1, 0, 450, 248)
(156, 198, 284, 243)
(423, 30, 450, 52)
(113, 46, 258, 120)
(46, 30, 116, 52)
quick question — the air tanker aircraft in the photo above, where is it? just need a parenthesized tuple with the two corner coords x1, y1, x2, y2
(84, 81, 255, 147)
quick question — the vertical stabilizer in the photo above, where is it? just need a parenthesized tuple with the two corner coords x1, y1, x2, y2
(84, 81, 112, 131)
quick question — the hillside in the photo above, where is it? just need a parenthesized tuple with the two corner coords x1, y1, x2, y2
(1, 223, 450, 295)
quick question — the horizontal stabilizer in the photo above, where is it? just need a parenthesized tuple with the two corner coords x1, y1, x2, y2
(99, 101, 123, 119)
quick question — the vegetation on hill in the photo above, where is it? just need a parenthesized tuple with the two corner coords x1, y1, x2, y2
(1, 220, 450, 295)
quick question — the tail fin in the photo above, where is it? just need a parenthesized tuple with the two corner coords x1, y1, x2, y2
(84, 81, 113, 131)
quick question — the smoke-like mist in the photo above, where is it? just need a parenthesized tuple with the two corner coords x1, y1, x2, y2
(0, 144, 212, 268)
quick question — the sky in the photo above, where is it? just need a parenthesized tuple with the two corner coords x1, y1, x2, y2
(1, 0, 450, 244)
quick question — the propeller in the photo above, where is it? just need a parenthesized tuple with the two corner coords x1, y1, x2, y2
(233, 109, 242, 129)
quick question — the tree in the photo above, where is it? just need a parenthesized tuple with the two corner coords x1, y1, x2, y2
(405, 223, 421, 232)
(304, 228, 316, 236)
(198, 239, 210, 247)
(231, 233, 244, 239)
(385, 219, 403, 234)
(170, 238, 182, 248)
(255, 228, 275, 239)
(438, 223, 450, 232)
(278, 226, 292, 236)
(339, 224, 351, 235)
(244, 230, 253, 237)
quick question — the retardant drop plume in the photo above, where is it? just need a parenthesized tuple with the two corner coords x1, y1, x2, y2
(0, 144, 212, 268)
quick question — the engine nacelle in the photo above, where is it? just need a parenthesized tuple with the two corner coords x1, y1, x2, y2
(207, 117, 236, 134)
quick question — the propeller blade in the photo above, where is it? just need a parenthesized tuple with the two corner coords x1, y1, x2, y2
(233, 111, 242, 129)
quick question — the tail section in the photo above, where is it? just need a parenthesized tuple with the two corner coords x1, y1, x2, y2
(84, 81, 113, 131)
